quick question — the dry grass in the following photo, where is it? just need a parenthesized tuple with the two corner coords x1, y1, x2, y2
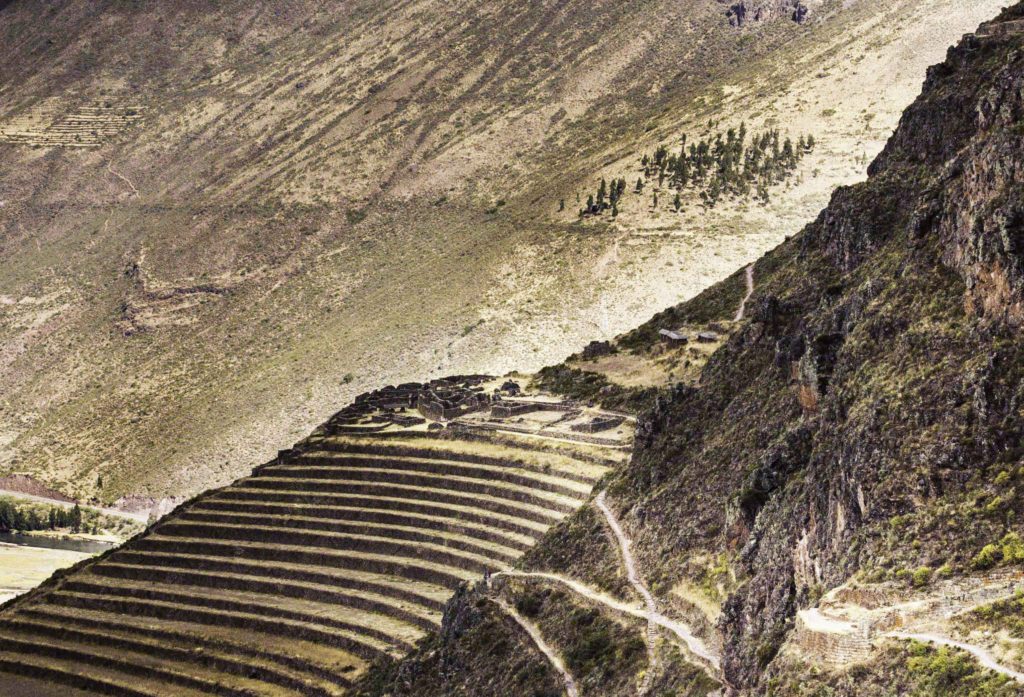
(0, 0, 1004, 503)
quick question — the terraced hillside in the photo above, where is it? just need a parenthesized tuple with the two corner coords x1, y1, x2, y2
(0, 378, 627, 696)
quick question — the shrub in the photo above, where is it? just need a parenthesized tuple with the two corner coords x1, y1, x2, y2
(972, 543, 1001, 570)
(1000, 532, 1024, 564)
(911, 567, 932, 588)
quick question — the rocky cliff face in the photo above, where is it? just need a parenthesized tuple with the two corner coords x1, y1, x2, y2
(355, 5, 1024, 695)
(723, 0, 813, 27)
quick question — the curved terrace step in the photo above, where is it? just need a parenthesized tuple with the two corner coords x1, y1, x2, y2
(123, 537, 479, 588)
(147, 522, 507, 573)
(44, 590, 397, 661)
(97, 554, 449, 611)
(206, 489, 550, 538)
(53, 576, 424, 650)
(77, 565, 441, 632)
(188, 499, 537, 550)
(0, 629, 281, 697)
(170, 510, 524, 563)
(231, 480, 569, 524)
(241, 471, 579, 514)
(17, 604, 363, 686)
(3, 615, 350, 696)
(109, 547, 466, 597)
(278, 452, 594, 497)
(0, 650, 205, 697)
(309, 440, 607, 485)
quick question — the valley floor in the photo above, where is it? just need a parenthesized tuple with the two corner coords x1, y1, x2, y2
(0, 543, 92, 605)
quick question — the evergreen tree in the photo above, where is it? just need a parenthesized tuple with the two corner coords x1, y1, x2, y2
(673, 193, 682, 212)
(635, 178, 644, 193)
(71, 504, 82, 533)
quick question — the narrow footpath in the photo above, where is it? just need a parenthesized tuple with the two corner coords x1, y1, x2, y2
(734, 264, 755, 322)
(491, 492, 721, 695)
(596, 491, 721, 671)
(107, 162, 139, 198)
(496, 598, 580, 697)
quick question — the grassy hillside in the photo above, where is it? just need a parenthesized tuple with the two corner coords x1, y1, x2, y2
(0, 0, 1005, 504)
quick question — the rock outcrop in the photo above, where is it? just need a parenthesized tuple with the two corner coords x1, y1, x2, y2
(724, 0, 812, 27)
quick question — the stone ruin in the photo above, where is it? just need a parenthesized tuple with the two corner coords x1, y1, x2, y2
(571, 415, 625, 433)
(323, 376, 492, 431)
(416, 378, 491, 422)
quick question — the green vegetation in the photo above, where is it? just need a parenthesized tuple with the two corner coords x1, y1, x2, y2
(960, 592, 1024, 638)
(641, 125, 813, 208)
(534, 364, 658, 412)
(905, 641, 1016, 696)
(563, 606, 645, 680)
(972, 532, 1024, 570)
(768, 642, 1019, 696)
(0, 497, 141, 539)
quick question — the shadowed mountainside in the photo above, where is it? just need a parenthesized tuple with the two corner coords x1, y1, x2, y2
(351, 6, 1024, 695)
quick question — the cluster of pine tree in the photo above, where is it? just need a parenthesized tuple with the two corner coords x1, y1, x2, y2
(581, 177, 629, 217)
(572, 124, 814, 218)
(0, 499, 83, 533)
(642, 124, 813, 208)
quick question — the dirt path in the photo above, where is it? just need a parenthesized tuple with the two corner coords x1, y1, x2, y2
(495, 569, 720, 672)
(886, 632, 1024, 683)
(496, 598, 580, 697)
(734, 264, 755, 322)
(597, 491, 658, 692)
(595, 491, 721, 672)
(107, 162, 139, 198)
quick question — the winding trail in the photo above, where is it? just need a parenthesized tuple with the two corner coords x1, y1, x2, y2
(596, 491, 721, 672)
(494, 570, 720, 672)
(886, 632, 1024, 683)
(734, 264, 755, 322)
(107, 162, 139, 198)
(597, 491, 658, 693)
(495, 598, 580, 697)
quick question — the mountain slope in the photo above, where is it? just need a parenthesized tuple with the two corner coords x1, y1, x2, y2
(0, 0, 1004, 506)
(352, 6, 1024, 695)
